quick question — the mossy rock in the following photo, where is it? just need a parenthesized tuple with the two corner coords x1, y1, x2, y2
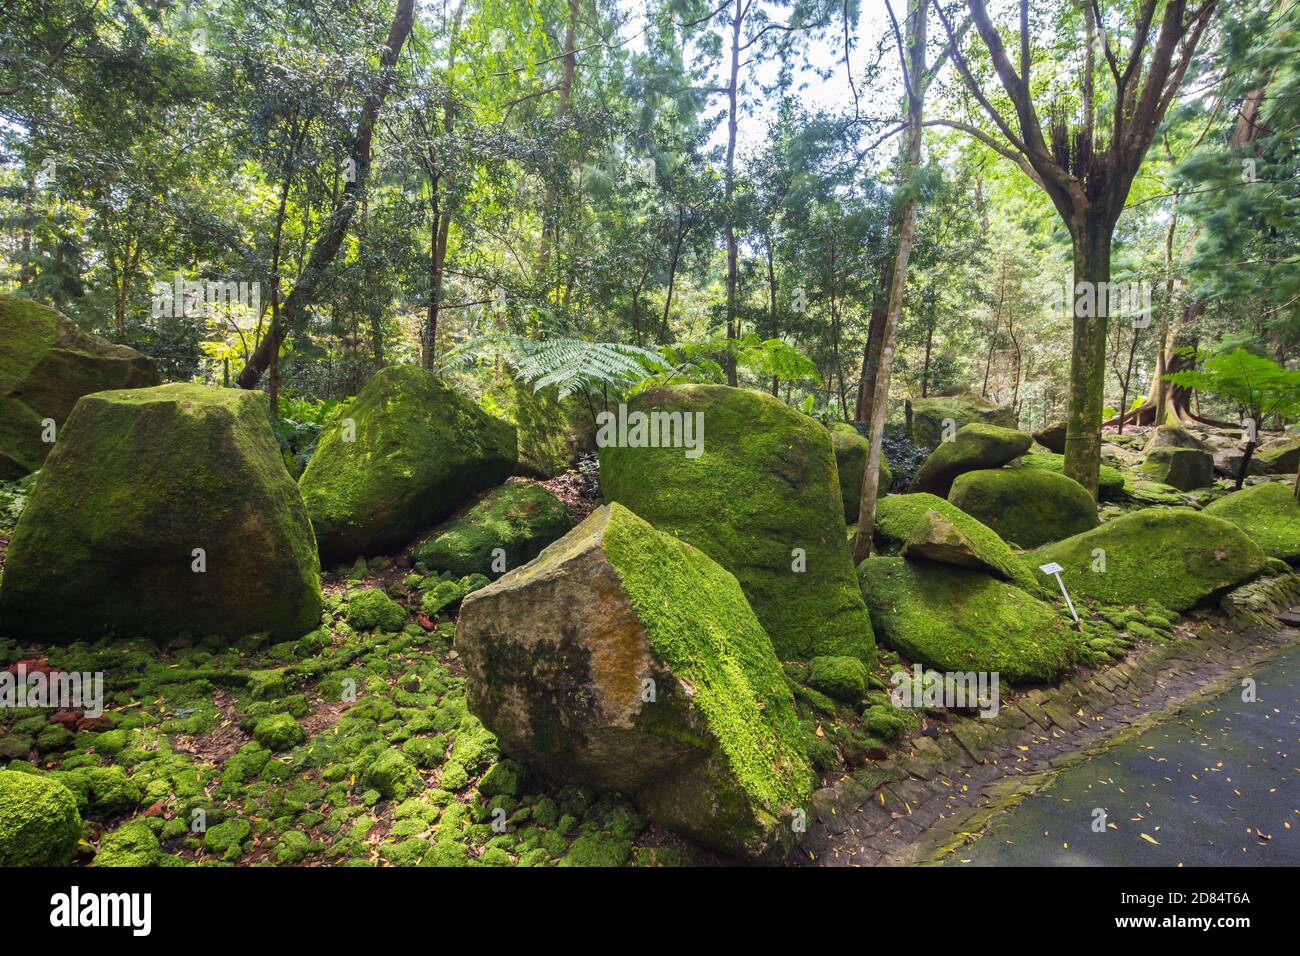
(856, 557, 1077, 683)
(1019, 452, 1125, 501)
(1032, 421, 1067, 454)
(456, 503, 814, 862)
(300, 365, 517, 562)
(948, 468, 1099, 548)
(411, 482, 572, 578)
(1144, 424, 1209, 453)
(909, 423, 1031, 497)
(599, 385, 874, 663)
(93, 821, 163, 867)
(0, 769, 82, 866)
(908, 391, 1017, 449)
(1140, 446, 1215, 491)
(1255, 437, 1300, 475)
(0, 384, 321, 643)
(829, 422, 891, 522)
(0, 295, 159, 479)
(362, 750, 423, 801)
(872, 493, 1039, 593)
(487, 377, 591, 478)
(1202, 482, 1300, 563)
(252, 714, 306, 752)
(805, 656, 867, 703)
(345, 588, 406, 632)
(1028, 507, 1267, 612)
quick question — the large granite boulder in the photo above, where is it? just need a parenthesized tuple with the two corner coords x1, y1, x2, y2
(872, 493, 1040, 592)
(410, 481, 572, 577)
(1032, 421, 1067, 454)
(1028, 507, 1267, 612)
(0, 770, 82, 866)
(456, 503, 814, 861)
(829, 422, 890, 522)
(1144, 424, 1209, 453)
(1018, 451, 1126, 500)
(1203, 482, 1300, 563)
(0, 384, 321, 643)
(599, 385, 874, 663)
(857, 557, 1077, 683)
(948, 468, 1099, 548)
(1256, 437, 1300, 475)
(909, 391, 1016, 449)
(299, 365, 516, 562)
(910, 423, 1031, 497)
(0, 296, 158, 479)
(1140, 446, 1215, 491)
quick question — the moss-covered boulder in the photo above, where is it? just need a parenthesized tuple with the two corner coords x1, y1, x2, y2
(599, 385, 873, 663)
(829, 422, 891, 522)
(487, 377, 591, 478)
(1032, 420, 1067, 454)
(1256, 437, 1300, 475)
(1029, 507, 1267, 612)
(0, 769, 82, 866)
(1018, 451, 1125, 500)
(93, 821, 163, 867)
(857, 558, 1076, 683)
(902, 509, 1007, 578)
(1140, 446, 1215, 491)
(0, 296, 159, 479)
(910, 423, 1032, 497)
(411, 482, 571, 577)
(1144, 424, 1209, 453)
(948, 468, 1099, 548)
(456, 503, 814, 862)
(1203, 482, 1300, 563)
(0, 384, 321, 643)
(873, 493, 1039, 592)
(299, 365, 517, 562)
(909, 391, 1017, 449)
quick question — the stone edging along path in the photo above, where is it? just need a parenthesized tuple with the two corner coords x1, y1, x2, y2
(796, 572, 1300, 867)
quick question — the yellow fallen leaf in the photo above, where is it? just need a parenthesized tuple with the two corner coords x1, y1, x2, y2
(1140, 833, 1160, 845)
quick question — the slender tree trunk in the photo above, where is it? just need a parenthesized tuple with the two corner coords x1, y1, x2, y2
(660, 207, 686, 342)
(1237, 440, 1257, 491)
(1063, 215, 1111, 500)
(920, 322, 933, 398)
(237, 0, 415, 389)
(537, 0, 579, 279)
(853, 0, 926, 563)
(723, 0, 743, 386)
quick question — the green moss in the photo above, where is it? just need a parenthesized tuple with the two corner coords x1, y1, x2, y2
(872, 493, 1040, 592)
(478, 759, 523, 798)
(910, 423, 1032, 497)
(1256, 438, 1300, 475)
(1028, 507, 1267, 612)
(909, 391, 1017, 448)
(1139, 446, 1214, 491)
(345, 589, 406, 632)
(603, 503, 812, 792)
(203, 818, 251, 861)
(559, 831, 633, 867)
(1019, 452, 1125, 500)
(422, 841, 470, 867)
(412, 482, 572, 578)
(1202, 482, 1300, 563)
(252, 714, 306, 753)
(805, 656, 867, 703)
(599, 385, 874, 662)
(299, 365, 517, 562)
(94, 821, 163, 867)
(857, 557, 1077, 683)
(859, 703, 919, 741)
(0, 384, 321, 643)
(362, 750, 422, 801)
(0, 769, 82, 866)
(829, 422, 891, 522)
(948, 468, 1099, 548)
(419, 580, 465, 617)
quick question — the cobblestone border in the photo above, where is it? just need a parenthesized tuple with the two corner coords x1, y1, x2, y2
(796, 573, 1300, 867)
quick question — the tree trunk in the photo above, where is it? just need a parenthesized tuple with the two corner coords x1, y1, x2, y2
(852, 0, 926, 564)
(722, 0, 743, 386)
(537, 0, 579, 279)
(920, 322, 933, 398)
(237, 0, 415, 389)
(1237, 440, 1257, 491)
(1062, 216, 1110, 500)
